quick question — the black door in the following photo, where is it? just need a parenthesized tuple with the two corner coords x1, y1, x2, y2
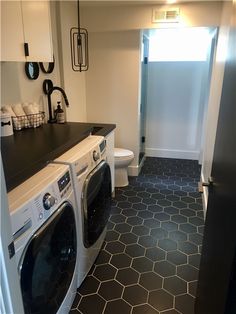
(83, 161, 112, 248)
(20, 202, 77, 314)
(195, 5, 236, 314)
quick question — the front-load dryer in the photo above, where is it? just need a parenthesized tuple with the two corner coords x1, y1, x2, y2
(8, 163, 78, 314)
(53, 135, 112, 287)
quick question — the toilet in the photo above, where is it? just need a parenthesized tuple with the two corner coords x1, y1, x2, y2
(114, 148, 134, 187)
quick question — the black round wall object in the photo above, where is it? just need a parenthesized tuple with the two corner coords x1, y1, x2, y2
(43, 79, 53, 95)
(39, 56, 55, 74)
(25, 62, 40, 80)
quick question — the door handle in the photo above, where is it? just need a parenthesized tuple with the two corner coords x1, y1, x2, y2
(198, 177, 214, 193)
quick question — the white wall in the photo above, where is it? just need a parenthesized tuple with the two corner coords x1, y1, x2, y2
(82, 1, 223, 173)
(146, 61, 207, 160)
(86, 30, 141, 173)
(198, 29, 218, 165)
(56, 1, 87, 122)
(201, 1, 233, 212)
(81, 1, 223, 32)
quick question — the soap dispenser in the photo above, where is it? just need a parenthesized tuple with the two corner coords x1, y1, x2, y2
(54, 102, 65, 124)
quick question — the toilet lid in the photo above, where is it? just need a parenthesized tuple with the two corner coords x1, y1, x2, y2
(114, 148, 134, 159)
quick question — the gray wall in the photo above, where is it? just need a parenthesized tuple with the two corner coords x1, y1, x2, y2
(146, 61, 207, 160)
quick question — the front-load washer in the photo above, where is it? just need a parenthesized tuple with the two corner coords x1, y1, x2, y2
(53, 135, 112, 287)
(8, 163, 78, 314)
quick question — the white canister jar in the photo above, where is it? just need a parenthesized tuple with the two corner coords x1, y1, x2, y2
(0, 113, 13, 137)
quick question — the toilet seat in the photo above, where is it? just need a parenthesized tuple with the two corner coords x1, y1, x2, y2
(114, 148, 134, 160)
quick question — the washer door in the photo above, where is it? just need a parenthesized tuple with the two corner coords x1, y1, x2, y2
(83, 161, 112, 248)
(19, 202, 77, 314)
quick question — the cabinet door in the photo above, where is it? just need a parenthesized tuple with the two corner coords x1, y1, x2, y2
(22, 1, 53, 62)
(1, 1, 25, 61)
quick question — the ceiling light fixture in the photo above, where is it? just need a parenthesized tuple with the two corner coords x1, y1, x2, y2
(70, 0, 89, 72)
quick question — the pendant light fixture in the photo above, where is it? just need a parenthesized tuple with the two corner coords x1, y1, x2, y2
(70, 0, 89, 72)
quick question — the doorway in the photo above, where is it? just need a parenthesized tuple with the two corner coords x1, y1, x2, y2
(139, 27, 217, 165)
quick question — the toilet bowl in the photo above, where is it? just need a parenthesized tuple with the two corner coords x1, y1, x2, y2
(114, 148, 134, 187)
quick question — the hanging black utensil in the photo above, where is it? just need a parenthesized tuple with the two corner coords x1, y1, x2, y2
(70, 0, 89, 72)
(42, 79, 53, 95)
(40, 55, 55, 74)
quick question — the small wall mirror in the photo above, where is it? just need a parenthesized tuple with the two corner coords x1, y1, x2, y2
(25, 62, 39, 80)
(39, 56, 55, 74)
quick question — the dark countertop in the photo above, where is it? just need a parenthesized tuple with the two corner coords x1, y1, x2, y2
(1, 122, 115, 192)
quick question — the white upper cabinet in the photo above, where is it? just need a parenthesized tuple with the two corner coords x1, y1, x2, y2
(21, 1, 53, 62)
(1, 1, 25, 61)
(1, 1, 53, 62)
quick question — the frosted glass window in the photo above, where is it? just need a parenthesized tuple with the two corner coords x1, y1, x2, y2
(149, 28, 210, 62)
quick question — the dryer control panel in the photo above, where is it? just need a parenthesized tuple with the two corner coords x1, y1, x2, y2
(55, 135, 106, 176)
(99, 140, 106, 155)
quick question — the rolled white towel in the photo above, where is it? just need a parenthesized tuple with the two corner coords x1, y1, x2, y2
(32, 102, 39, 112)
(2, 104, 21, 130)
(32, 102, 43, 125)
(23, 104, 38, 128)
(23, 104, 34, 115)
(1, 104, 16, 117)
(23, 102, 42, 128)
(23, 104, 34, 127)
(12, 103, 25, 116)
(12, 103, 30, 128)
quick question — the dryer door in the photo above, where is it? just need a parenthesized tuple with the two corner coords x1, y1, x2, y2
(19, 202, 77, 314)
(83, 161, 112, 248)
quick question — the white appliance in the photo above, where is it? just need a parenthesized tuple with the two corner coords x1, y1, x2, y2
(8, 163, 78, 314)
(53, 135, 112, 287)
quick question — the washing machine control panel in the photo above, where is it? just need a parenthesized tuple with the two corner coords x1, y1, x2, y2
(9, 164, 72, 254)
(58, 171, 71, 192)
(93, 150, 100, 162)
(37, 171, 71, 221)
(43, 193, 56, 210)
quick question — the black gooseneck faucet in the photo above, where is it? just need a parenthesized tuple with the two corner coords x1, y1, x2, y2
(47, 86, 70, 123)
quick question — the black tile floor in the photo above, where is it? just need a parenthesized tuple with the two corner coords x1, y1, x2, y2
(70, 157, 204, 314)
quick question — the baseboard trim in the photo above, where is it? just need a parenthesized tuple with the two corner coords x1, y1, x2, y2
(128, 156, 146, 176)
(145, 148, 199, 160)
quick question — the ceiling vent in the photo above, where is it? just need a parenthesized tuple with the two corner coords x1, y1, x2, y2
(152, 8, 180, 23)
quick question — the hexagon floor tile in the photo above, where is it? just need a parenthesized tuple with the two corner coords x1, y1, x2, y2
(70, 157, 204, 314)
